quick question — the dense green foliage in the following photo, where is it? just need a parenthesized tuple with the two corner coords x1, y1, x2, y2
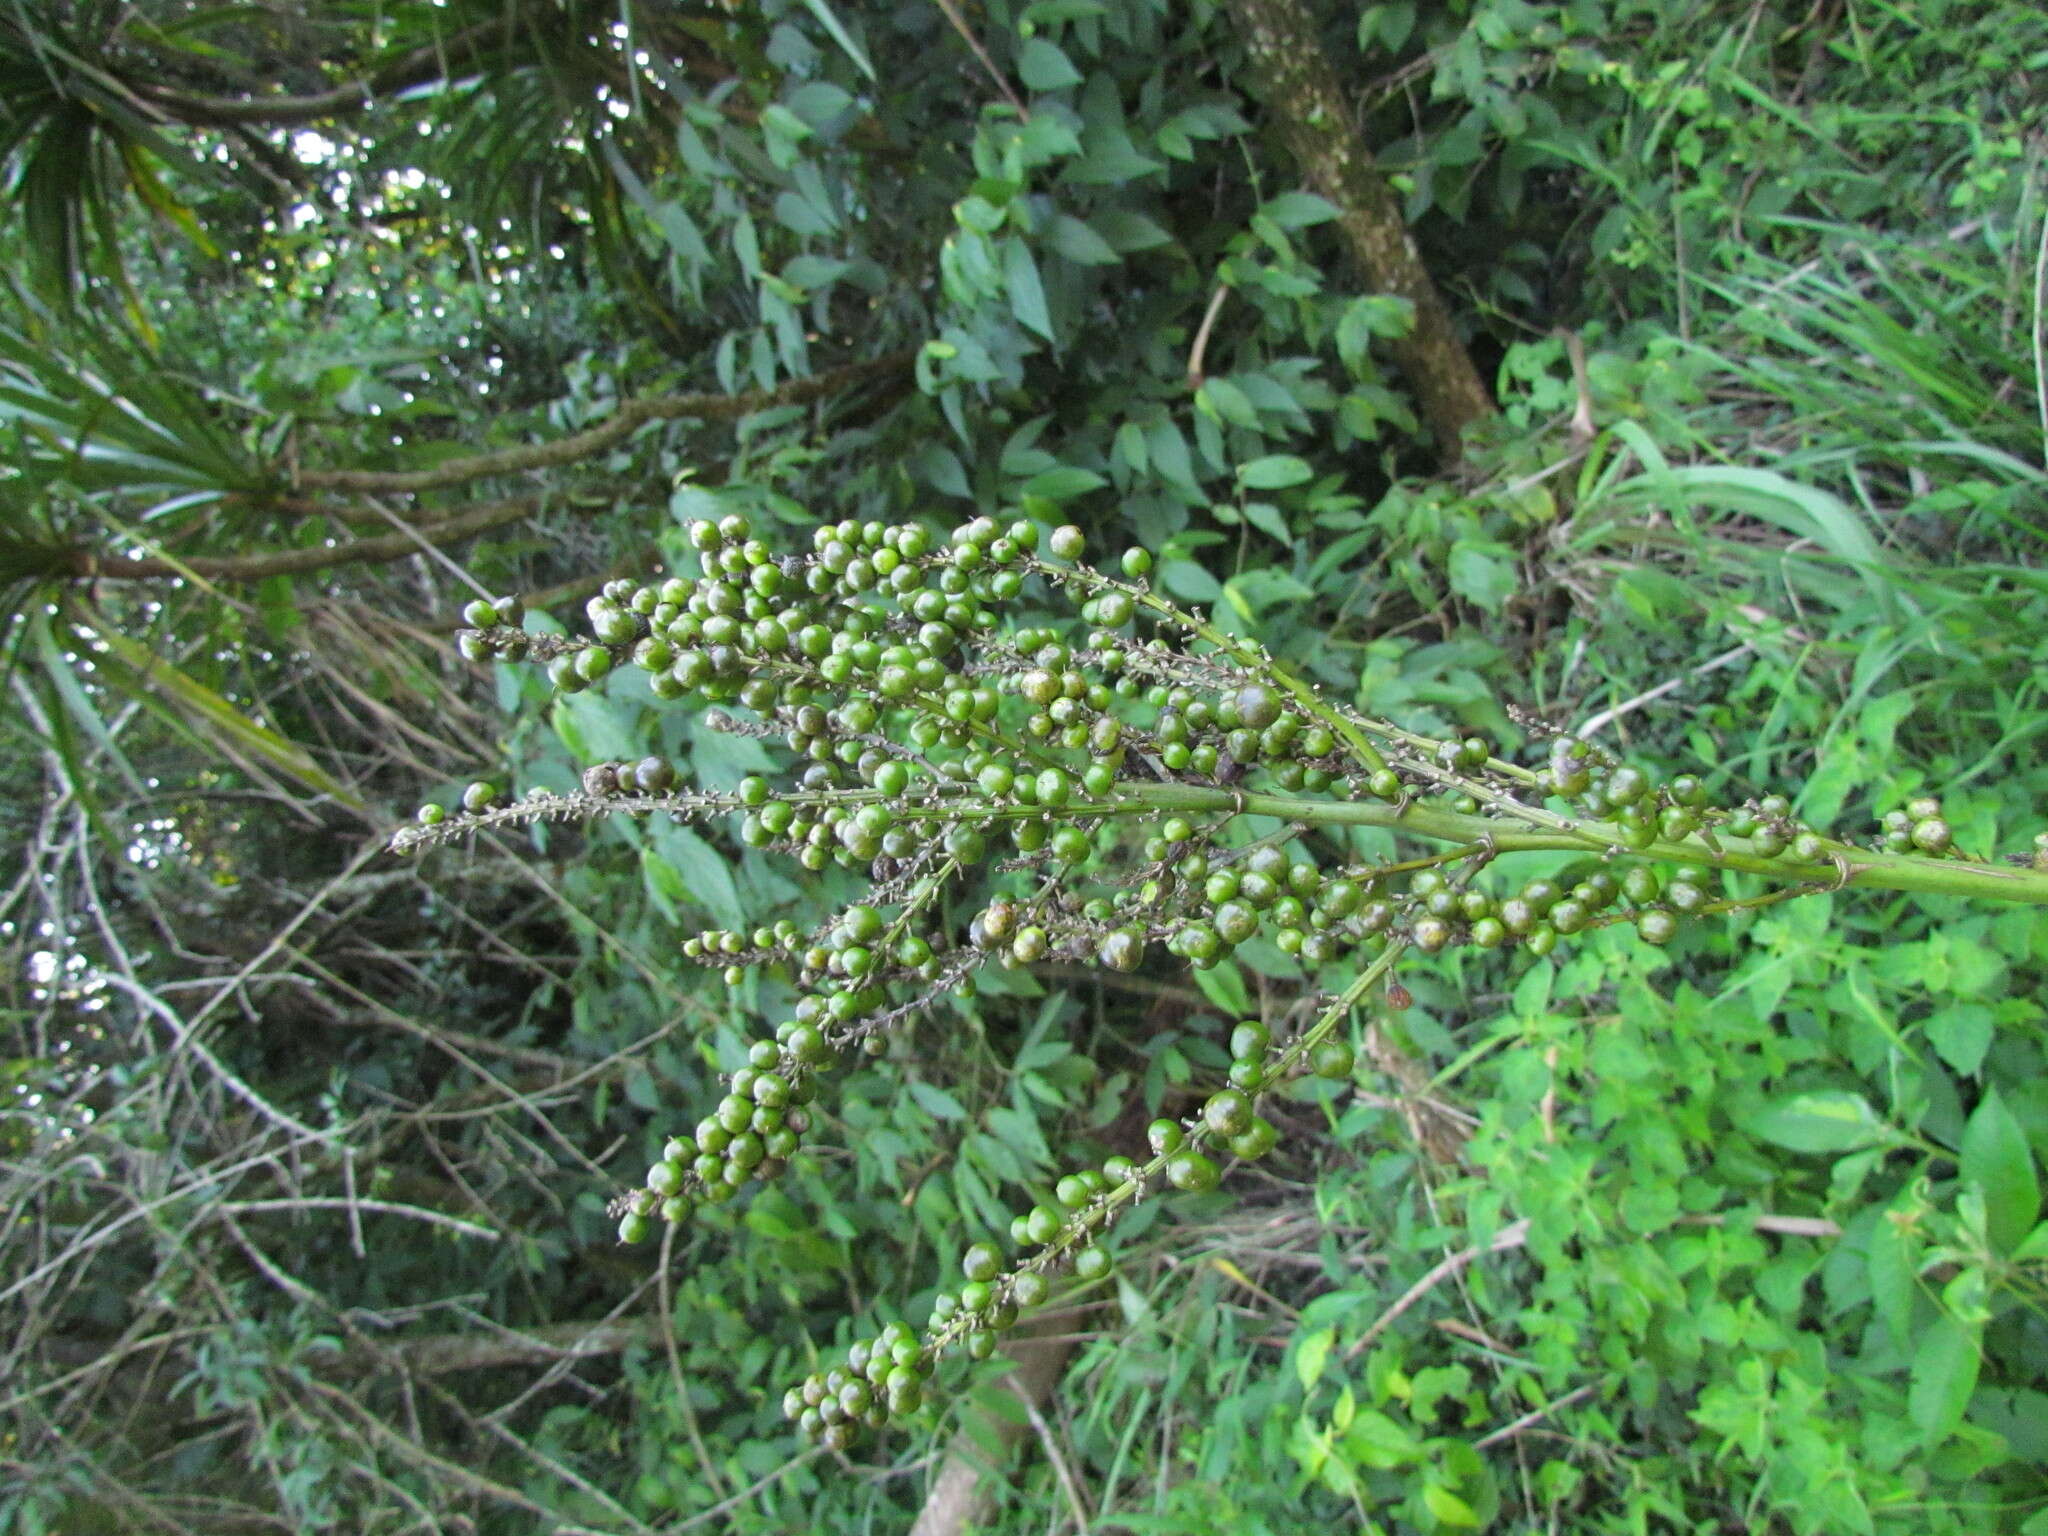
(3, 2, 2046, 1533)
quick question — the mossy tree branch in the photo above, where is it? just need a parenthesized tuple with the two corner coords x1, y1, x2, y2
(296, 349, 917, 495)
(9, 350, 916, 586)
(1227, 0, 1497, 460)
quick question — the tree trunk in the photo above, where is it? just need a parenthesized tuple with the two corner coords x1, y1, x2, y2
(1228, 0, 1496, 460)
(909, 1308, 1086, 1536)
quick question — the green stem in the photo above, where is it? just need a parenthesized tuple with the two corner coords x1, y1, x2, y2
(1119, 782, 2048, 906)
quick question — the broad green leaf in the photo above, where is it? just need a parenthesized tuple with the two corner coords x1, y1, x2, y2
(1159, 559, 1222, 603)
(1908, 1314, 1981, 1444)
(1003, 238, 1054, 341)
(1237, 454, 1313, 490)
(786, 80, 855, 129)
(1343, 1408, 1422, 1467)
(1447, 540, 1517, 614)
(1192, 959, 1251, 1016)
(1745, 1091, 1891, 1153)
(1087, 207, 1174, 251)
(1423, 1483, 1482, 1528)
(1960, 1088, 2041, 1255)
(1259, 191, 1341, 228)
(650, 822, 745, 929)
(1926, 1003, 1993, 1077)
(1198, 377, 1258, 430)
(1239, 501, 1291, 543)
(1294, 1325, 1334, 1391)
(1019, 465, 1105, 501)
(1017, 37, 1083, 92)
(1865, 1203, 1919, 1351)
(908, 1079, 967, 1120)
(1047, 213, 1119, 265)
(1336, 296, 1417, 378)
(1113, 420, 1148, 474)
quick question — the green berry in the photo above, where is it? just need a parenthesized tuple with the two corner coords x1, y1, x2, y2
(1234, 684, 1281, 730)
(1310, 1038, 1354, 1080)
(1202, 1089, 1254, 1138)
(962, 1242, 1002, 1283)
(1910, 818, 1952, 854)
(1227, 1116, 1278, 1160)
(1098, 928, 1143, 971)
(1165, 1150, 1220, 1193)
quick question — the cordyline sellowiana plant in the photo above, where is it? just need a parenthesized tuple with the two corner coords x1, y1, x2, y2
(392, 512, 2048, 1453)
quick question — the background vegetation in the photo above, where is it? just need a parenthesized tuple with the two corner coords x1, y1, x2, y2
(2, 1, 2045, 1532)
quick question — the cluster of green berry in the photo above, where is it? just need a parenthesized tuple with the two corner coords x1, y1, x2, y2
(455, 594, 528, 661)
(394, 511, 2048, 1451)
(775, 998, 1364, 1451)
(1877, 796, 1955, 856)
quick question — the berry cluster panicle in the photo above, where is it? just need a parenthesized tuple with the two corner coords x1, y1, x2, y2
(393, 513, 2048, 1450)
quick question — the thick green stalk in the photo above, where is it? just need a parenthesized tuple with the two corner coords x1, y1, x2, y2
(1121, 782, 2048, 906)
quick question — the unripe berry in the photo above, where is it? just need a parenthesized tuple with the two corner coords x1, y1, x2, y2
(1165, 1150, 1220, 1193)
(961, 1243, 1002, 1283)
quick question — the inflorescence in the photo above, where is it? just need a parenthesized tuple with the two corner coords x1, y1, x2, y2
(393, 511, 2042, 1451)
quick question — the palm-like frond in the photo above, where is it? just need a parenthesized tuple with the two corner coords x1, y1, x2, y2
(0, 302, 260, 535)
(0, 0, 222, 299)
